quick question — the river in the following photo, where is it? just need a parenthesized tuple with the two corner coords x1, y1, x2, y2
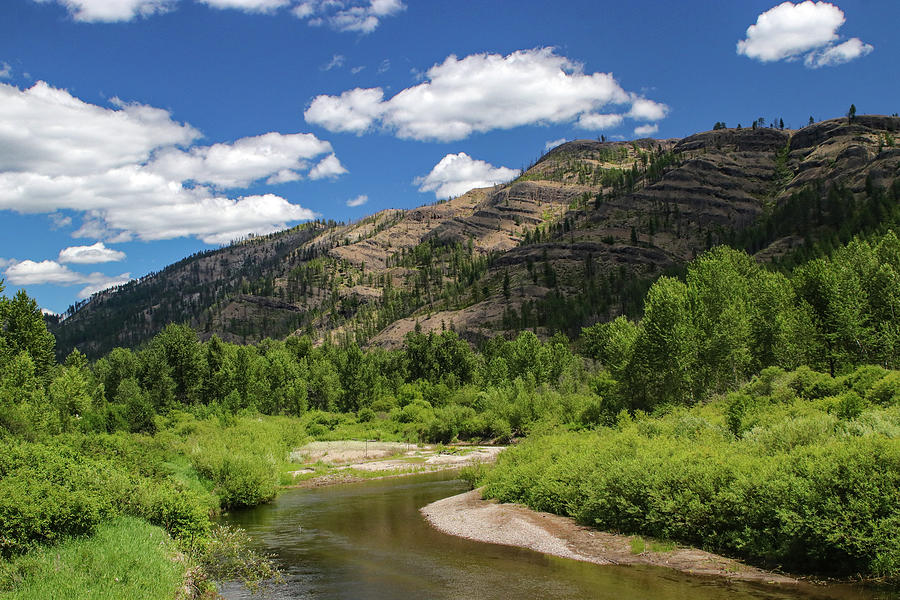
(218, 472, 894, 600)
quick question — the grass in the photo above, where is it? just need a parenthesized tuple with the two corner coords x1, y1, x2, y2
(629, 536, 645, 554)
(629, 536, 675, 555)
(0, 517, 187, 600)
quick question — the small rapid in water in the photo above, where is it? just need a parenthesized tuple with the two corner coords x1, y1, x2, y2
(218, 472, 894, 600)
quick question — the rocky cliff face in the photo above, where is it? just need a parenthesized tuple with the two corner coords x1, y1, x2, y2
(52, 116, 900, 358)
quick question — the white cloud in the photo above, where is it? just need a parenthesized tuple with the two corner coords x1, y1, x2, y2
(4, 259, 130, 298)
(805, 37, 873, 67)
(76, 275, 132, 298)
(322, 54, 346, 71)
(308, 153, 348, 180)
(576, 113, 624, 131)
(0, 81, 325, 243)
(0, 258, 10, 269)
(266, 169, 303, 184)
(346, 194, 368, 207)
(0, 62, 11, 79)
(198, 0, 291, 13)
(0, 81, 199, 177)
(415, 153, 519, 199)
(304, 87, 386, 134)
(737, 1, 872, 67)
(49, 212, 73, 229)
(351, 66, 366, 74)
(79, 193, 318, 244)
(627, 98, 668, 121)
(634, 124, 659, 137)
(544, 138, 567, 152)
(293, 0, 405, 33)
(33, 0, 174, 22)
(306, 48, 666, 142)
(58, 242, 126, 264)
(369, 0, 401, 16)
(148, 131, 333, 188)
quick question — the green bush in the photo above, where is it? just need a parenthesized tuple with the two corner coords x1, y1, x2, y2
(868, 372, 900, 406)
(0, 442, 125, 556)
(135, 481, 211, 542)
(478, 366, 900, 580)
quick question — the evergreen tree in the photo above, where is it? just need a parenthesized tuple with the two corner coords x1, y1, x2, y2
(0, 289, 56, 379)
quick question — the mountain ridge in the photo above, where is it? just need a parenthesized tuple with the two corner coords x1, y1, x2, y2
(50, 115, 900, 359)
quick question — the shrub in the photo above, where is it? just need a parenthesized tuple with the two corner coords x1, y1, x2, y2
(478, 367, 900, 580)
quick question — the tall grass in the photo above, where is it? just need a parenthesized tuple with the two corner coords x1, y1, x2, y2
(0, 517, 186, 600)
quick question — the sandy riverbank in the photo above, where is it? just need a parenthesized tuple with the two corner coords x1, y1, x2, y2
(421, 488, 802, 586)
(284, 443, 503, 488)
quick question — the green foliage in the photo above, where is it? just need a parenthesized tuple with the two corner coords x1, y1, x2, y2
(0, 290, 56, 379)
(0, 441, 126, 555)
(193, 524, 280, 590)
(0, 517, 188, 600)
(477, 366, 900, 580)
(153, 323, 202, 405)
(581, 233, 900, 414)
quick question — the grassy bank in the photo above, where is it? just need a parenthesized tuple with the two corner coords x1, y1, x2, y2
(0, 517, 188, 600)
(0, 413, 306, 598)
(471, 366, 900, 581)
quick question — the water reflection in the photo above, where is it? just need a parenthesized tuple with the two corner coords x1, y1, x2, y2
(219, 473, 894, 600)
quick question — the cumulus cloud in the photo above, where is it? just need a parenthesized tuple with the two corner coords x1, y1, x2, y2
(0, 81, 326, 243)
(346, 194, 368, 207)
(0, 62, 11, 79)
(805, 37, 873, 67)
(308, 154, 348, 180)
(32, 0, 174, 22)
(576, 113, 624, 131)
(737, 2, 873, 67)
(634, 124, 659, 137)
(293, 0, 405, 33)
(304, 87, 386, 134)
(58, 242, 126, 264)
(0, 81, 199, 177)
(544, 138, 567, 152)
(415, 153, 519, 199)
(4, 259, 130, 299)
(306, 48, 666, 141)
(92, 193, 317, 244)
(627, 98, 668, 121)
(148, 132, 333, 188)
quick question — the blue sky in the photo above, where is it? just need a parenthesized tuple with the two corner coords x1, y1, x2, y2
(1, 0, 897, 314)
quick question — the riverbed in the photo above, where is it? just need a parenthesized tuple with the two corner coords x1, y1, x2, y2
(218, 472, 894, 600)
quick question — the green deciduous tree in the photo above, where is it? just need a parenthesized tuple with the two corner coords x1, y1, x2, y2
(153, 323, 202, 405)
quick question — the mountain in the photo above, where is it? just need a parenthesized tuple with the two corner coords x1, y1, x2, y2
(51, 115, 900, 359)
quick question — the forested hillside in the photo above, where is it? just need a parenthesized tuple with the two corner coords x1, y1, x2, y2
(4, 227, 900, 586)
(51, 115, 900, 359)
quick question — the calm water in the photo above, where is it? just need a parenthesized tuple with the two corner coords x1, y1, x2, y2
(219, 472, 894, 600)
